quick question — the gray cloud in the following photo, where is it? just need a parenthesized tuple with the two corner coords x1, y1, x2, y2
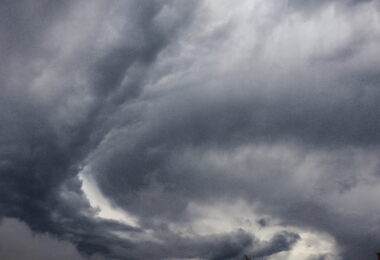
(107, 229, 299, 260)
(288, 0, 375, 13)
(1, 0, 380, 259)
(0, 0, 200, 257)
(0, 217, 105, 260)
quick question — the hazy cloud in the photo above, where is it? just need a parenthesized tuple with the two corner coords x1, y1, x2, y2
(0, 217, 105, 260)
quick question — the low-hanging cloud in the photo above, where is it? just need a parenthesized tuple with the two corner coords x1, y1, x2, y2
(0, 217, 105, 260)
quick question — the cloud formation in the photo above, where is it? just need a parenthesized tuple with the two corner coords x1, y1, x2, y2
(0, 217, 105, 260)
(1, 0, 380, 259)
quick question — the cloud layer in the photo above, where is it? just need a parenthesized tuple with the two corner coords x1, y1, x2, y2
(1, 0, 380, 259)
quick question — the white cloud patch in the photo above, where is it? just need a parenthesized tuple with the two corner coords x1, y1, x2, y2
(79, 167, 139, 227)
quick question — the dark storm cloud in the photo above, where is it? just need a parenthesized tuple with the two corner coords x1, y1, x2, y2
(0, 0, 201, 258)
(91, 1, 197, 100)
(0, 218, 93, 260)
(1, 0, 380, 259)
(0, 217, 105, 260)
(90, 75, 380, 223)
(87, 1, 380, 258)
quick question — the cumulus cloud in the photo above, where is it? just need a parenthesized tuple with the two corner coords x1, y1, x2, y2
(1, 0, 380, 259)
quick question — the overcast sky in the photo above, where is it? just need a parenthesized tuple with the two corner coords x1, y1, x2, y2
(1, 1, 380, 259)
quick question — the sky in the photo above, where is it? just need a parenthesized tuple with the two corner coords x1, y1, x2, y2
(0, 0, 380, 259)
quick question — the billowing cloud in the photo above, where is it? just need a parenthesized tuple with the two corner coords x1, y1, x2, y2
(1, 0, 380, 259)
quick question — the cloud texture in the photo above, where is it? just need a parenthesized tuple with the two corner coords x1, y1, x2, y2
(1, 0, 380, 259)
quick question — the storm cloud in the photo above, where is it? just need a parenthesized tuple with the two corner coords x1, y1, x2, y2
(1, 0, 380, 259)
